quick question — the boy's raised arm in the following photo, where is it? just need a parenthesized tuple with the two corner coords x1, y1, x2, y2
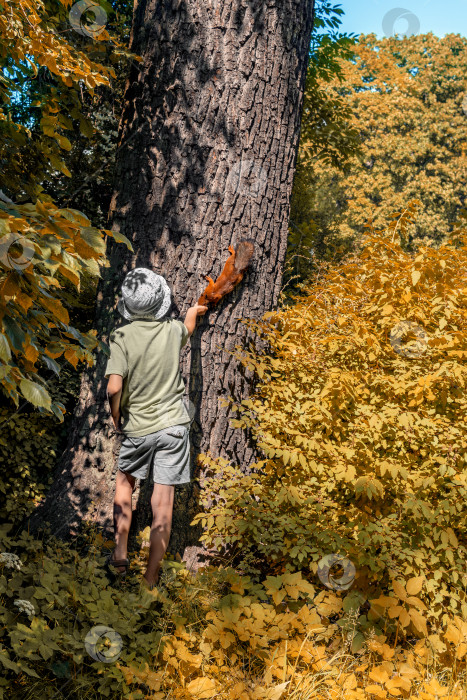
(184, 303, 208, 337)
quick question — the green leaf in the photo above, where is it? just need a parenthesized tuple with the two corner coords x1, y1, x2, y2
(17, 661, 40, 678)
(0, 332, 11, 361)
(108, 229, 134, 252)
(343, 590, 366, 613)
(98, 340, 110, 357)
(351, 631, 365, 653)
(80, 227, 106, 254)
(2, 315, 25, 351)
(55, 134, 72, 151)
(42, 354, 61, 376)
(79, 118, 94, 138)
(83, 257, 101, 277)
(50, 402, 66, 422)
(19, 379, 52, 409)
(99, 0, 113, 12)
(0, 652, 20, 672)
(40, 234, 62, 255)
(58, 209, 91, 226)
(33, 588, 49, 599)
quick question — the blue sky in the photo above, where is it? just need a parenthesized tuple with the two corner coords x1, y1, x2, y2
(335, 1, 467, 39)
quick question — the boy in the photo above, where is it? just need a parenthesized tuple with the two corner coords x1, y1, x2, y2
(104, 267, 207, 589)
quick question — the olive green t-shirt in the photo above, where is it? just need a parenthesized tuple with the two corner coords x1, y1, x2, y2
(104, 317, 190, 437)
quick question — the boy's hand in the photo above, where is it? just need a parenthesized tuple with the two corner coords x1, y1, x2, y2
(184, 304, 209, 336)
(194, 304, 208, 316)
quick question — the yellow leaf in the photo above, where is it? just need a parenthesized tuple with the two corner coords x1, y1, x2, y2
(369, 666, 390, 684)
(406, 596, 427, 611)
(428, 634, 446, 654)
(399, 609, 411, 627)
(387, 677, 411, 693)
(446, 527, 458, 548)
(342, 673, 357, 690)
(388, 605, 403, 619)
(19, 379, 52, 409)
(411, 270, 421, 286)
(391, 580, 407, 601)
(199, 641, 212, 657)
(409, 609, 428, 636)
(0, 272, 20, 299)
(355, 663, 369, 672)
(445, 623, 463, 645)
(58, 264, 80, 288)
(265, 682, 290, 700)
(24, 342, 39, 364)
(16, 292, 34, 312)
(39, 296, 70, 324)
(423, 678, 450, 696)
(398, 663, 420, 680)
(365, 684, 388, 698)
(369, 596, 399, 609)
(64, 347, 79, 369)
(406, 576, 424, 596)
(228, 682, 247, 699)
(186, 677, 218, 698)
(272, 589, 287, 606)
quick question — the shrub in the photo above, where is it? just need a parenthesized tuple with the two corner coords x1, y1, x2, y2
(193, 202, 467, 640)
(0, 408, 59, 524)
(0, 364, 80, 524)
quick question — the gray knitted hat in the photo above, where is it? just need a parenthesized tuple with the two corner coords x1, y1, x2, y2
(117, 267, 171, 321)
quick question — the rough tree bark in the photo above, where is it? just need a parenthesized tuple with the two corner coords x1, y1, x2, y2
(26, 0, 315, 562)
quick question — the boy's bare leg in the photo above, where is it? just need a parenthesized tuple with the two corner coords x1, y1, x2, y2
(143, 483, 175, 587)
(112, 470, 136, 572)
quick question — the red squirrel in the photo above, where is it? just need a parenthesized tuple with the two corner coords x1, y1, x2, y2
(198, 239, 255, 307)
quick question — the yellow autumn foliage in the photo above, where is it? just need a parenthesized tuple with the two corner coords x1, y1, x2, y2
(0, 0, 136, 413)
(111, 556, 467, 699)
(0, 203, 133, 414)
(193, 200, 467, 640)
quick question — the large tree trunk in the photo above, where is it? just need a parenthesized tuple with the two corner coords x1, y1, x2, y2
(26, 0, 315, 561)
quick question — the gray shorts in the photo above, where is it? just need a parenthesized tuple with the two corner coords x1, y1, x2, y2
(117, 424, 190, 485)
